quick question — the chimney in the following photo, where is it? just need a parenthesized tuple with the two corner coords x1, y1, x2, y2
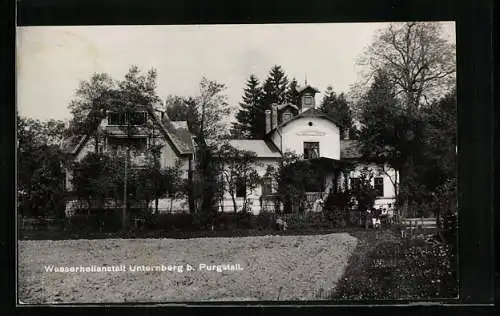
(271, 104, 278, 129)
(265, 110, 271, 134)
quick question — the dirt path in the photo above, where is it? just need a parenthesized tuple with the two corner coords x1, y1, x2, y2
(18, 233, 358, 303)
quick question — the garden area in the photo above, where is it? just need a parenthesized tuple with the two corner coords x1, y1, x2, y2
(332, 227, 457, 300)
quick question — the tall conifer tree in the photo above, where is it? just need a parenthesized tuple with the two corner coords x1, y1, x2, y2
(231, 75, 264, 139)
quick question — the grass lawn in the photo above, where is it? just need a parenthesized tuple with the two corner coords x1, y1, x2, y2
(18, 233, 358, 304)
(331, 229, 458, 300)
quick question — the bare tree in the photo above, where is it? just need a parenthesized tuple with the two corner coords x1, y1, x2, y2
(358, 22, 456, 113)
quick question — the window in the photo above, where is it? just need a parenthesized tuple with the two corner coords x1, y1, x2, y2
(261, 177, 273, 195)
(303, 142, 320, 159)
(350, 177, 361, 191)
(374, 177, 384, 197)
(108, 112, 125, 125)
(303, 95, 314, 106)
(107, 137, 147, 155)
(107, 111, 147, 125)
(129, 112, 147, 125)
(235, 178, 246, 198)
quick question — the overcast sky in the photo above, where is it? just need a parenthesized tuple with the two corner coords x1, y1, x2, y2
(16, 22, 455, 121)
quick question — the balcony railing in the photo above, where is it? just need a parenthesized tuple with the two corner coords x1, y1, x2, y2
(305, 192, 328, 203)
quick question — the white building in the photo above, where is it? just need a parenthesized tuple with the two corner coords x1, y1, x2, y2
(215, 84, 398, 215)
(61, 83, 397, 216)
(61, 103, 195, 214)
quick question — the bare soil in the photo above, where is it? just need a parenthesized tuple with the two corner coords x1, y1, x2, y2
(18, 233, 358, 303)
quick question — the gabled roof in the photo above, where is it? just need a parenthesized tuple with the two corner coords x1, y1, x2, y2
(340, 139, 362, 159)
(274, 103, 299, 111)
(297, 85, 320, 94)
(266, 107, 346, 135)
(61, 104, 194, 157)
(162, 119, 194, 153)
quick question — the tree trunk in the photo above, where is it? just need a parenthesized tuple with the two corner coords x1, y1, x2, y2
(155, 196, 159, 215)
(122, 151, 128, 230)
(231, 194, 238, 214)
(86, 198, 92, 224)
(94, 134, 99, 153)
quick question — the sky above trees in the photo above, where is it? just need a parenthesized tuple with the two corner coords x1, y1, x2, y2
(17, 22, 455, 121)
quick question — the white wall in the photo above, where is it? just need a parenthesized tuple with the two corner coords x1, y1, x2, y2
(347, 163, 398, 203)
(218, 158, 279, 215)
(271, 117, 341, 160)
(157, 138, 191, 179)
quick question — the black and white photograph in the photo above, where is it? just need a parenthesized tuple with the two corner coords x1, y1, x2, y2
(16, 22, 457, 304)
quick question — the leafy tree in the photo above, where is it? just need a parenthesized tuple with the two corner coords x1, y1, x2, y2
(192, 140, 221, 227)
(421, 89, 457, 182)
(352, 167, 378, 213)
(318, 86, 356, 138)
(231, 74, 264, 139)
(186, 77, 232, 224)
(214, 143, 261, 213)
(17, 115, 67, 218)
(135, 147, 183, 215)
(66, 73, 115, 153)
(356, 22, 456, 216)
(286, 77, 302, 107)
(269, 151, 322, 214)
(357, 70, 427, 216)
(70, 152, 122, 220)
(104, 65, 161, 228)
(196, 77, 231, 140)
(165, 95, 201, 136)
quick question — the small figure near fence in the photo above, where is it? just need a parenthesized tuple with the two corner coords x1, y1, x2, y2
(371, 207, 382, 229)
(364, 209, 372, 229)
(276, 217, 288, 231)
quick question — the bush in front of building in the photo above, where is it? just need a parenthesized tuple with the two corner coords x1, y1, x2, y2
(252, 212, 277, 230)
(65, 209, 123, 233)
(144, 212, 195, 230)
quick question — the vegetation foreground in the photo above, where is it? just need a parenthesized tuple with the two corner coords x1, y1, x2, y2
(332, 229, 458, 300)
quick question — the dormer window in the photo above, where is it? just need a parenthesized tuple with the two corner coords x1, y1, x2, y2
(304, 95, 313, 106)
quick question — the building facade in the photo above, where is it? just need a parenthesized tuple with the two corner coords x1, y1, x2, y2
(61, 104, 195, 214)
(216, 84, 398, 215)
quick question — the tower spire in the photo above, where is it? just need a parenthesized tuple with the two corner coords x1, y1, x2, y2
(305, 73, 308, 85)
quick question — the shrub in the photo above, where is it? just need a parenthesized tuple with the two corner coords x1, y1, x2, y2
(433, 178, 457, 244)
(66, 209, 123, 233)
(235, 211, 252, 229)
(145, 213, 195, 230)
(333, 233, 458, 299)
(253, 212, 276, 230)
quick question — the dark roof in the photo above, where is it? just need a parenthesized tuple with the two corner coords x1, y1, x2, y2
(340, 139, 362, 159)
(297, 85, 320, 94)
(213, 139, 282, 158)
(267, 107, 346, 135)
(61, 135, 86, 155)
(163, 120, 194, 153)
(61, 105, 194, 156)
(275, 103, 299, 111)
(210, 138, 362, 162)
